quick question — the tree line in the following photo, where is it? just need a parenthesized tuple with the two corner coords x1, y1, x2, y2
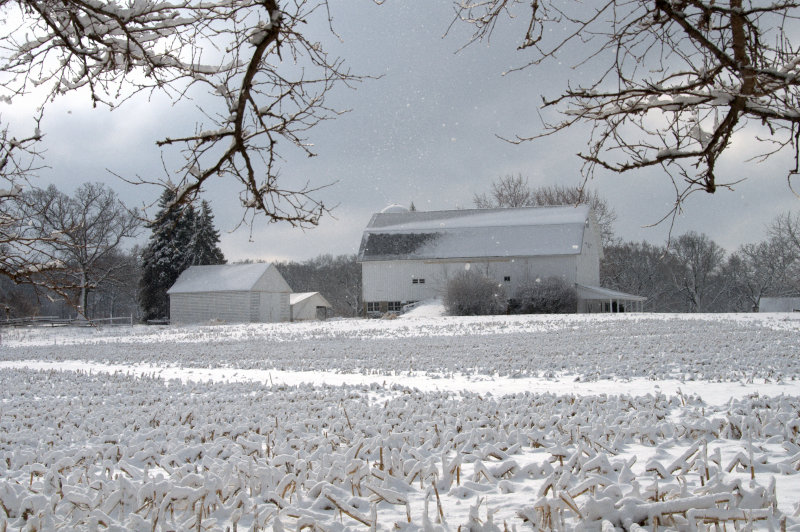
(474, 176, 800, 313)
(3, 176, 799, 320)
(0, 183, 228, 322)
(1, 182, 365, 321)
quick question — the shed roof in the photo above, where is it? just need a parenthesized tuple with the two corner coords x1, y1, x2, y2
(167, 263, 290, 294)
(290, 292, 332, 307)
(576, 284, 647, 302)
(358, 205, 593, 262)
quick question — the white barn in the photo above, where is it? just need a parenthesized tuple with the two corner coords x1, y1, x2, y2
(290, 292, 332, 321)
(168, 263, 291, 324)
(358, 205, 642, 314)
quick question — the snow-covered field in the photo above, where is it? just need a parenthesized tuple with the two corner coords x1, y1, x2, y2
(1, 312, 800, 530)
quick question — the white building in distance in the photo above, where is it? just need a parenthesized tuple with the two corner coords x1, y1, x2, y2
(290, 292, 332, 321)
(758, 297, 800, 312)
(168, 263, 291, 324)
(358, 205, 644, 314)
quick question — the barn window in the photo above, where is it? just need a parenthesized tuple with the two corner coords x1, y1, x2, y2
(366, 302, 380, 312)
(412, 278, 426, 284)
(503, 276, 511, 282)
(387, 301, 403, 312)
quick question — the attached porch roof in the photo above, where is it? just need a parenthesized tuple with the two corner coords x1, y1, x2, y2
(576, 284, 647, 302)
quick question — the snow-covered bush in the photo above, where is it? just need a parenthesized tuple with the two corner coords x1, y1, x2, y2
(510, 276, 577, 314)
(444, 271, 507, 316)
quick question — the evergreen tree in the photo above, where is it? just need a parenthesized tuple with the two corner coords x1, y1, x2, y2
(188, 201, 226, 266)
(138, 188, 192, 321)
(139, 193, 226, 321)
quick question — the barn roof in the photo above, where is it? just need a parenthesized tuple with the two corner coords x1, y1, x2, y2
(167, 263, 290, 294)
(358, 205, 593, 262)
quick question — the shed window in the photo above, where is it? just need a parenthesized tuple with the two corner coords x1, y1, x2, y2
(503, 276, 511, 282)
(366, 302, 380, 312)
(412, 278, 426, 284)
(387, 301, 403, 312)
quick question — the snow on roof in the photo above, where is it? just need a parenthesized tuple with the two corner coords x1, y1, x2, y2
(359, 205, 592, 261)
(168, 263, 283, 294)
(290, 292, 331, 307)
(576, 284, 647, 301)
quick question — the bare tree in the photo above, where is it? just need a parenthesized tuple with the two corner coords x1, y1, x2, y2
(601, 241, 683, 311)
(724, 240, 795, 311)
(1, 0, 360, 227)
(474, 174, 533, 208)
(474, 175, 617, 246)
(0, 120, 55, 283)
(22, 183, 141, 318)
(669, 231, 726, 312)
(456, 1, 800, 209)
(767, 211, 800, 291)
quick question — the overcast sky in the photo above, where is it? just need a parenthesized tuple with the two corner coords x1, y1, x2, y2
(12, 1, 800, 262)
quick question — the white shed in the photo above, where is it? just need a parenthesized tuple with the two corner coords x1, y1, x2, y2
(758, 297, 800, 312)
(167, 263, 291, 324)
(290, 292, 332, 321)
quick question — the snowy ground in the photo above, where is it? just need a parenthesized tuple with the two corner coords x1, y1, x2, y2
(1, 312, 800, 530)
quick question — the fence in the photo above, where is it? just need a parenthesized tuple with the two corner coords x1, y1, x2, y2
(0, 315, 135, 328)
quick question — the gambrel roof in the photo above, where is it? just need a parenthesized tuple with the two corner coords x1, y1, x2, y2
(358, 205, 595, 262)
(167, 263, 291, 294)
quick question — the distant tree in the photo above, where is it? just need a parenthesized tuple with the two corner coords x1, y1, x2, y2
(474, 175, 616, 246)
(21, 183, 140, 318)
(669, 232, 726, 312)
(444, 270, 506, 316)
(601, 241, 683, 312)
(456, 1, 800, 209)
(0, 276, 39, 318)
(768, 212, 800, 292)
(80, 247, 142, 319)
(138, 188, 194, 321)
(275, 254, 361, 317)
(473, 174, 533, 209)
(409, 202, 417, 212)
(510, 277, 577, 314)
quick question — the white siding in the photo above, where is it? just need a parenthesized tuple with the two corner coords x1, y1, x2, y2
(170, 290, 289, 324)
(170, 291, 250, 324)
(576, 219, 601, 286)
(291, 293, 329, 321)
(759, 297, 800, 312)
(260, 292, 290, 322)
(362, 256, 578, 303)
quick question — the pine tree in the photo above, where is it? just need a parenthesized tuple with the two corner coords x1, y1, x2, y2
(138, 188, 192, 321)
(188, 201, 226, 266)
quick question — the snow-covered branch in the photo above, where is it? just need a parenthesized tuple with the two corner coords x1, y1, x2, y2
(456, 0, 800, 203)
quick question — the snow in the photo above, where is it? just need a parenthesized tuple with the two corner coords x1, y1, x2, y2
(167, 262, 280, 294)
(368, 205, 591, 232)
(1, 313, 800, 530)
(360, 206, 590, 260)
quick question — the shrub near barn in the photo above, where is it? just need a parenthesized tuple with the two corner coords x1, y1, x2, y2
(510, 277, 578, 314)
(444, 270, 507, 316)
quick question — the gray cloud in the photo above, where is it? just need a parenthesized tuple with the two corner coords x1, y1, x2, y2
(17, 1, 800, 261)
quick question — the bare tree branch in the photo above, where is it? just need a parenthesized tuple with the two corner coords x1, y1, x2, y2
(456, 0, 800, 204)
(1, 0, 361, 231)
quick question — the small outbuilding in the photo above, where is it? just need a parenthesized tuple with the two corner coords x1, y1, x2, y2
(167, 263, 291, 324)
(758, 297, 800, 312)
(290, 292, 332, 321)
